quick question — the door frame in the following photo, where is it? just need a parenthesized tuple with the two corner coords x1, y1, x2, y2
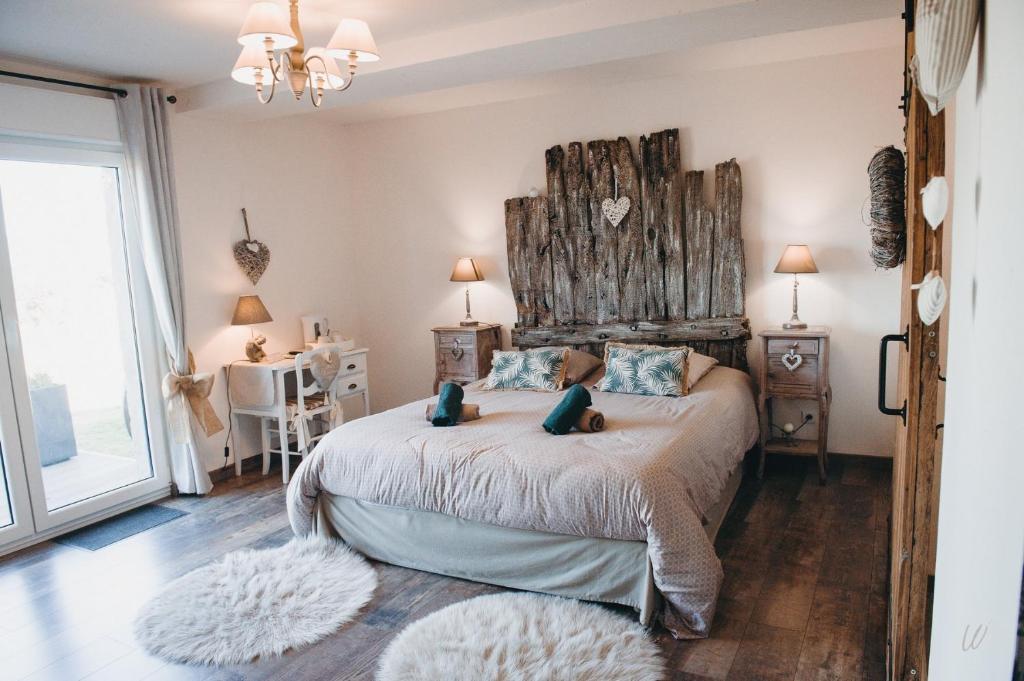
(0, 138, 172, 544)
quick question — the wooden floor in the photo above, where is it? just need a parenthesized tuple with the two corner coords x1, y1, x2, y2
(0, 454, 890, 681)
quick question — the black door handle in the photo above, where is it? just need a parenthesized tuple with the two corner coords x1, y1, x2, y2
(879, 328, 909, 424)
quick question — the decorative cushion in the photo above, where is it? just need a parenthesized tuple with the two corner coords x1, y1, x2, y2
(912, 0, 980, 115)
(484, 349, 569, 392)
(684, 351, 719, 392)
(536, 347, 603, 386)
(597, 345, 688, 397)
(601, 342, 691, 394)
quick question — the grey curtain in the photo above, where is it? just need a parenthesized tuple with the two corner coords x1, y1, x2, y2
(115, 85, 214, 495)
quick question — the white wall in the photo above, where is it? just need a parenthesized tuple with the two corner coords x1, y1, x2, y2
(170, 114, 362, 471)
(340, 47, 904, 457)
(929, 1, 1024, 677)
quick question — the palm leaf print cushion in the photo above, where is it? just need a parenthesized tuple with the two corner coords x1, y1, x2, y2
(483, 348, 568, 392)
(597, 345, 688, 396)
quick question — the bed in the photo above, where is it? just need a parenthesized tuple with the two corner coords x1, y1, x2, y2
(288, 130, 755, 638)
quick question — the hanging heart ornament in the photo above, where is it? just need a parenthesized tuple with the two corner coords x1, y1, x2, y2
(601, 197, 631, 227)
(911, 269, 947, 326)
(781, 350, 803, 372)
(233, 239, 271, 285)
(920, 176, 949, 230)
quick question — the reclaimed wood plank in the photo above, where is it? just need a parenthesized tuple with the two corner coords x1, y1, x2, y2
(511, 316, 750, 347)
(545, 145, 574, 324)
(587, 140, 620, 323)
(504, 198, 533, 326)
(639, 131, 668, 320)
(565, 142, 596, 324)
(524, 195, 554, 326)
(684, 171, 713, 320)
(612, 136, 645, 321)
(710, 158, 744, 317)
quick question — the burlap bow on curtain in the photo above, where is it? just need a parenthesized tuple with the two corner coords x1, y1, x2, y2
(161, 352, 224, 445)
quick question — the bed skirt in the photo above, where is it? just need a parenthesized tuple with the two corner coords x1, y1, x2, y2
(310, 463, 744, 627)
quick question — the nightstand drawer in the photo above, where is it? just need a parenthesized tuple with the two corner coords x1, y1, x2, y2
(439, 346, 476, 376)
(767, 338, 819, 356)
(437, 333, 476, 349)
(767, 355, 819, 389)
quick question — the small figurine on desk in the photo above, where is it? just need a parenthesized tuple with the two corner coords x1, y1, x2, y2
(245, 334, 267, 362)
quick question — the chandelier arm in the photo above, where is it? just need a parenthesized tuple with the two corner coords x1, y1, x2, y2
(254, 67, 276, 104)
(303, 54, 328, 107)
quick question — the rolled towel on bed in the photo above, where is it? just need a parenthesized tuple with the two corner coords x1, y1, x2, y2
(543, 383, 592, 435)
(575, 408, 605, 433)
(425, 403, 480, 422)
(431, 382, 464, 427)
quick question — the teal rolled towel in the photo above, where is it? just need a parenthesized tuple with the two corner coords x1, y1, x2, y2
(432, 382, 465, 427)
(543, 383, 593, 435)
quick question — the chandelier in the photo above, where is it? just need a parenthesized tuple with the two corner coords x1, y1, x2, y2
(230, 1, 379, 108)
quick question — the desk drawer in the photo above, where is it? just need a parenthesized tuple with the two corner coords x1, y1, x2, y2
(767, 338, 819, 356)
(339, 353, 367, 377)
(338, 372, 368, 396)
(767, 356, 819, 390)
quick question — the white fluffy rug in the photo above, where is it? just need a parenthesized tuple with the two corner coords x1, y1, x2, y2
(134, 536, 376, 665)
(377, 593, 665, 681)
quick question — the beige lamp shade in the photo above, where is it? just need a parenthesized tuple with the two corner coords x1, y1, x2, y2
(231, 295, 273, 325)
(231, 44, 276, 85)
(304, 47, 346, 90)
(774, 245, 819, 274)
(326, 18, 380, 62)
(237, 1, 297, 50)
(450, 257, 484, 282)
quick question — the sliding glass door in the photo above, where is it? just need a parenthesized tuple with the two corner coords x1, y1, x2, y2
(0, 142, 170, 546)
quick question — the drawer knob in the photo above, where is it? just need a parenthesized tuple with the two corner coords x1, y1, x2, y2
(348, 383, 357, 390)
(347, 363, 356, 370)
(781, 349, 803, 372)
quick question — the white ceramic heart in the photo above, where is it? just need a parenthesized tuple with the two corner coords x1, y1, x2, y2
(911, 269, 946, 326)
(921, 176, 949, 230)
(781, 351, 803, 372)
(601, 197, 631, 227)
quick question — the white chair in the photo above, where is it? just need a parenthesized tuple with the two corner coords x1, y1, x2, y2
(263, 346, 344, 483)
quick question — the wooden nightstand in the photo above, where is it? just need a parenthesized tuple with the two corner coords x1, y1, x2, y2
(431, 324, 501, 394)
(757, 326, 832, 483)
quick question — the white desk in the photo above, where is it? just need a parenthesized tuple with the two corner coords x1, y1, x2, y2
(226, 348, 369, 481)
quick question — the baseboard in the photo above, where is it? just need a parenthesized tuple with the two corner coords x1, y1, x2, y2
(208, 454, 264, 484)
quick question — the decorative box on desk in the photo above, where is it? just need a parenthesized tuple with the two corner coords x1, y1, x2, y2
(757, 326, 832, 483)
(432, 323, 501, 394)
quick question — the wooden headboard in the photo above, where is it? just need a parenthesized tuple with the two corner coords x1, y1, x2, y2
(504, 128, 750, 371)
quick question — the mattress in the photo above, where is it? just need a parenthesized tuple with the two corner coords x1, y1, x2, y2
(288, 366, 759, 638)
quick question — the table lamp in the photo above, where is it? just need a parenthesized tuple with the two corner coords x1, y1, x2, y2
(231, 295, 273, 361)
(450, 257, 484, 326)
(774, 245, 818, 329)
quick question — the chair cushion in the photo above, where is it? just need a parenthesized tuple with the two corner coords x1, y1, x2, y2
(286, 392, 328, 409)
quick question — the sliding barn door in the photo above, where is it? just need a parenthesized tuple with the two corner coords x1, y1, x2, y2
(886, 7, 947, 680)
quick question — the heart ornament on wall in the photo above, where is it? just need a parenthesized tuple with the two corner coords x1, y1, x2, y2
(601, 197, 631, 227)
(233, 208, 271, 285)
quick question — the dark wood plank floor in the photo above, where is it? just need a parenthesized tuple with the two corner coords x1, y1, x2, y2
(0, 455, 890, 681)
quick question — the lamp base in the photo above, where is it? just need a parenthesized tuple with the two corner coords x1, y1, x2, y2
(460, 320, 481, 327)
(782, 320, 808, 330)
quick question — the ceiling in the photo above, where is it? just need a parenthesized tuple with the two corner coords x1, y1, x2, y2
(0, 0, 903, 122)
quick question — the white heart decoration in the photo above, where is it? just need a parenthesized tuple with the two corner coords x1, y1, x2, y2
(781, 351, 803, 372)
(601, 197, 631, 227)
(921, 176, 949, 231)
(911, 269, 947, 326)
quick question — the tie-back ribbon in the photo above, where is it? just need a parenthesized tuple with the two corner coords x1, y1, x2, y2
(162, 371, 225, 444)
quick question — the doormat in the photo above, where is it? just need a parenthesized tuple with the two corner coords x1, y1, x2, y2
(54, 505, 188, 551)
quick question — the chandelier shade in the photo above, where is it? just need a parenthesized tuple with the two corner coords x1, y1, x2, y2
(304, 47, 346, 90)
(237, 1, 297, 50)
(231, 44, 276, 85)
(326, 19, 380, 62)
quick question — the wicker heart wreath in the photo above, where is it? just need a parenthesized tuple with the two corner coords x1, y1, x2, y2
(233, 208, 271, 285)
